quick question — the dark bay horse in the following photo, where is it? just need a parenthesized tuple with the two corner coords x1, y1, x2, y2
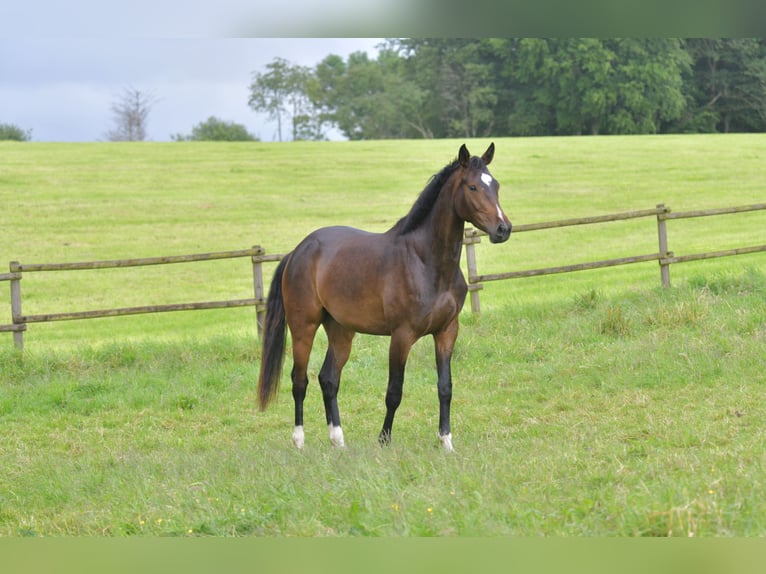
(257, 143, 511, 451)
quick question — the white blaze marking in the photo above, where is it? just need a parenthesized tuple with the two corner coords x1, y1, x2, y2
(329, 424, 345, 447)
(496, 203, 506, 221)
(292, 425, 305, 449)
(481, 173, 493, 186)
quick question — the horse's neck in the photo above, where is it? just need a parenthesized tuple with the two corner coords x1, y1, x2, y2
(418, 185, 465, 269)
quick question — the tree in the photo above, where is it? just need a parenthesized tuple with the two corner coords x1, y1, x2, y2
(259, 46, 503, 140)
(0, 123, 32, 141)
(506, 38, 690, 135)
(172, 116, 257, 141)
(432, 40, 500, 138)
(248, 58, 290, 141)
(286, 64, 325, 141)
(684, 38, 766, 133)
(502, 38, 558, 136)
(248, 58, 322, 141)
(106, 86, 158, 141)
(316, 50, 411, 140)
(389, 39, 503, 138)
(602, 39, 691, 134)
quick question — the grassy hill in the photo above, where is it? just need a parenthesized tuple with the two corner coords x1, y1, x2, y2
(2, 135, 765, 345)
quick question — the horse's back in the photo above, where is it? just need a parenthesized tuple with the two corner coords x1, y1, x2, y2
(290, 225, 386, 268)
(282, 226, 394, 334)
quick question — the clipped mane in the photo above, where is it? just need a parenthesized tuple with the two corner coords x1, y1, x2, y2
(392, 155, 486, 236)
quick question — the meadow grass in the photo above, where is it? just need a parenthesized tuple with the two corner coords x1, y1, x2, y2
(2, 135, 764, 344)
(1, 136, 765, 537)
(1, 269, 765, 536)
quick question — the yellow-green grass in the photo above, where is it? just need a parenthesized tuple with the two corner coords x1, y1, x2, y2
(2, 135, 763, 346)
(1, 272, 765, 536)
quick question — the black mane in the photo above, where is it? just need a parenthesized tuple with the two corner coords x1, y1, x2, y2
(392, 155, 486, 236)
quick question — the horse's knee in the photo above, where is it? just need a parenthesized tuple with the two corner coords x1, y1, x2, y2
(292, 387, 307, 405)
(385, 389, 402, 411)
(291, 371, 308, 402)
(319, 376, 340, 403)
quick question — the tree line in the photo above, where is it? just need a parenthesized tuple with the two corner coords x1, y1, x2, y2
(249, 38, 766, 140)
(3, 38, 764, 142)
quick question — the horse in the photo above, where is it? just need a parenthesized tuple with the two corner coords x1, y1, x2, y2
(257, 143, 511, 452)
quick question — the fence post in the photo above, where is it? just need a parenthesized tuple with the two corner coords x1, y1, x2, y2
(464, 231, 483, 313)
(656, 204, 671, 288)
(9, 261, 24, 350)
(251, 246, 265, 337)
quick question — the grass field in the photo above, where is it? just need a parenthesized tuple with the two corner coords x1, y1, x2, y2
(1, 135, 765, 537)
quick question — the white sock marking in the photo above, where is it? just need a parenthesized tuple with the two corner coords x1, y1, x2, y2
(439, 433, 454, 453)
(329, 424, 345, 448)
(292, 425, 305, 449)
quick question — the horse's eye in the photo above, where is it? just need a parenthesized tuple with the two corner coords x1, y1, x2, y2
(469, 185, 477, 192)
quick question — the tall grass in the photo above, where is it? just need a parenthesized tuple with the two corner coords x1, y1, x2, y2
(1, 269, 764, 536)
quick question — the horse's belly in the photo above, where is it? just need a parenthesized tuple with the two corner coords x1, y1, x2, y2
(319, 283, 392, 335)
(322, 281, 460, 337)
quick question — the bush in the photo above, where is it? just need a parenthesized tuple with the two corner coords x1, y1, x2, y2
(0, 123, 32, 141)
(172, 116, 257, 141)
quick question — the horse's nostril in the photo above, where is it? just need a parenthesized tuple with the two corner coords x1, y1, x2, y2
(492, 222, 511, 243)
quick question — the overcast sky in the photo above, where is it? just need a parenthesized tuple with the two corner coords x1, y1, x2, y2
(5, 0, 747, 143)
(1, 37, 383, 142)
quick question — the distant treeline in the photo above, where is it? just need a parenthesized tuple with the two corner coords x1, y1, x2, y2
(249, 38, 766, 140)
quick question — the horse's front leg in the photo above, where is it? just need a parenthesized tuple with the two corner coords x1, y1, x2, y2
(434, 319, 459, 452)
(379, 331, 414, 446)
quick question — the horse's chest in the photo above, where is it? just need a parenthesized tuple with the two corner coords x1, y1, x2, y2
(415, 264, 467, 303)
(404, 271, 466, 332)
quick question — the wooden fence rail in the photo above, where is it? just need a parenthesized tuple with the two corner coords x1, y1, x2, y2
(3, 202, 765, 348)
(1, 246, 284, 351)
(464, 202, 766, 313)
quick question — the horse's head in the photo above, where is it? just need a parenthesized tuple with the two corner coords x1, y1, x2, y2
(453, 143, 511, 244)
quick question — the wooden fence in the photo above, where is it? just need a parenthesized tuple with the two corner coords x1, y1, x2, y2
(2, 202, 764, 349)
(464, 202, 766, 313)
(0, 246, 282, 351)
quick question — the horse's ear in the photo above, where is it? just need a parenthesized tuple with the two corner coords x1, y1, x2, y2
(458, 144, 470, 167)
(481, 142, 495, 166)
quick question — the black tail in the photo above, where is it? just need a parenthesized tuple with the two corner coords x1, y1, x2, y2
(257, 255, 289, 410)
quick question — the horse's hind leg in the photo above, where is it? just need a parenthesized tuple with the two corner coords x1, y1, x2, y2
(319, 317, 355, 447)
(289, 323, 318, 449)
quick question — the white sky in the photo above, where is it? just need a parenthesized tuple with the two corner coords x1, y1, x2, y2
(5, 0, 734, 142)
(1, 37, 384, 142)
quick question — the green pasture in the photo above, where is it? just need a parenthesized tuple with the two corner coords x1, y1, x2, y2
(1, 135, 765, 344)
(0, 135, 765, 536)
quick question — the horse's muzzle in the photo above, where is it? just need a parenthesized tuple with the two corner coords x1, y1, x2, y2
(489, 221, 512, 243)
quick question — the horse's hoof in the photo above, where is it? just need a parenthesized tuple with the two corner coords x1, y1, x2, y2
(439, 433, 454, 453)
(292, 425, 305, 449)
(329, 424, 345, 448)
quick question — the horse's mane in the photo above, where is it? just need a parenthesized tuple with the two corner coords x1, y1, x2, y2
(391, 155, 485, 236)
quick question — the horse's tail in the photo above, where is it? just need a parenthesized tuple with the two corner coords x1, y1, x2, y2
(257, 255, 290, 411)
